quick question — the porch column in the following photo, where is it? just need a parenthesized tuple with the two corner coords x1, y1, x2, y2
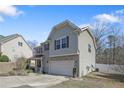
(40, 58, 43, 73)
(35, 59, 37, 72)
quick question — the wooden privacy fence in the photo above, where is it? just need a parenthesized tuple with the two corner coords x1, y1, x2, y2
(0, 62, 16, 74)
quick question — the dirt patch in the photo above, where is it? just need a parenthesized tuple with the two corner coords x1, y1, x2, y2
(51, 72, 124, 88)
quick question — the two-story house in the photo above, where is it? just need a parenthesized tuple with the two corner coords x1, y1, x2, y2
(0, 34, 33, 62)
(30, 20, 96, 77)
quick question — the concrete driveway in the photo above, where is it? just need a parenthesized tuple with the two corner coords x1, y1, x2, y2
(0, 73, 69, 88)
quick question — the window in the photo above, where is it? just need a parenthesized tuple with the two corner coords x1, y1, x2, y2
(44, 43, 49, 51)
(56, 40, 61, 49)
(54, 36, 69, 50)
(88, 44, 91, 52)
(62, 37, 67, 48)
(36, 47, 42, 53)
(18, 42, 23, 47)
(62, 36, 69, 48)
(40, 48, 43, 53)
(55, 39, 60, 50)
(37, 48, 40, 53)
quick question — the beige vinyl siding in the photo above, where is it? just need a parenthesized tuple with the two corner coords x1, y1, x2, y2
(1, 36, 33, 62)
(78, 30, 96, 77)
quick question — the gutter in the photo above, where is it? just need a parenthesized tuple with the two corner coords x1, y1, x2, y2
(49, 52, 80, 58)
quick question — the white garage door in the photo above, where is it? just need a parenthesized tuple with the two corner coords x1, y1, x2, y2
(49, 60, 74, 76)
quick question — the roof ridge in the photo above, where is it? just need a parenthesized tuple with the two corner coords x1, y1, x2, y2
(6, 33, 20, 37)
(0, 34, 20, 43)
(52, 20, 79, 30)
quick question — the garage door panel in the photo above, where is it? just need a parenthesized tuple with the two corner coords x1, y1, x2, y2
(50, 60, 74, 76)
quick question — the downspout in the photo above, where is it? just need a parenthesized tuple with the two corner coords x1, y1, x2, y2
(77, 49, 80, 78)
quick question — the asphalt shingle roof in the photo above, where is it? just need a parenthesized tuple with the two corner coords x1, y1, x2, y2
(0, 35, 5, 40)
(0, 34, 20, 44)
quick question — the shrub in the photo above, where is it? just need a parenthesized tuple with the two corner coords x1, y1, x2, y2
(15, 57, 27, 70)
(0, 52, 2, 56)
(8, 70, 28, 76)
(0, 55, 9, 62)
(11, 57, 29, 76)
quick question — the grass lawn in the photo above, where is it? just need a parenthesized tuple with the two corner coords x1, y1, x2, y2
(51, 72, 124, 88)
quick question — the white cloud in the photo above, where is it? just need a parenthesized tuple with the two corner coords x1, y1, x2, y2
(94, 13, 121, 23)
(0, 6, 23, 17)
(0, 16, 4, 22)
(115, 9, 124, 14)
(0, 6, 24, 22)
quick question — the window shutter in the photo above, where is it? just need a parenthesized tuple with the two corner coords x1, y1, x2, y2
(54, 40, 56, 50)
(67, 36, 69, 48)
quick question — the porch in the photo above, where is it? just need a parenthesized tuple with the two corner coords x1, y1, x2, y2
(28, 57, 43, 73)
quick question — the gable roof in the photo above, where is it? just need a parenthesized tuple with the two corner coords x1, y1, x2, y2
(47, 20, 97, 49)
(47, 20, 80, 39)
(52, 20, 79, 30)
(0, 34, 20, 44)
(0, 35, 5, 40)
(80, 27, 97, 49)
(0, 34, 33, 50)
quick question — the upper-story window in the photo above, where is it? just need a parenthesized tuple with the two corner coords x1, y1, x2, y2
(39, 47, 42, 53)
(44, 43, 49, 51)
(88, 44, 91, 53)
(55, 36, 69, 50)
(37, 48, 40, 53)
(40, 48, 43, 53)
(55, 39, 60, 50)
(35, 47, 42, 54)
(18, 42, 23, 47)
(62, 36, 69, 48)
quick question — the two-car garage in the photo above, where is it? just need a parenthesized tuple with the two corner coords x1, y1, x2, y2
(49, 60, 74, 76)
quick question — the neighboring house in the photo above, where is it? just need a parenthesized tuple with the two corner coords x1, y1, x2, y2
(0, 34, 33, 62)
(29, 20, 96, 77)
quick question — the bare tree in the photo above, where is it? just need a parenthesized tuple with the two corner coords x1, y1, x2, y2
(91, 21, 124, 64)
(92, 20, 124, 74)
(91, 21, 111, 63)
(27, 40, 38, 49)
(113, 34, 124, 73)
(106, 24, 123, 64)
(92, 22, 109, 51)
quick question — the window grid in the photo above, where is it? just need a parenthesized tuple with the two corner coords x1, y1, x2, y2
(62, 37, 67, 48)
(18, 42, 23, 47)
(55, 36, 69, 50)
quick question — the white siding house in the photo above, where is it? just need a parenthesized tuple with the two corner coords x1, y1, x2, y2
(0, 34, 33, 62)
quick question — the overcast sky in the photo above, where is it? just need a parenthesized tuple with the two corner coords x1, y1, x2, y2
(0, 5, 124, 43)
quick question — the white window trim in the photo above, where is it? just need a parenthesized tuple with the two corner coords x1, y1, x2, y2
(55, 36, 67, 49)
